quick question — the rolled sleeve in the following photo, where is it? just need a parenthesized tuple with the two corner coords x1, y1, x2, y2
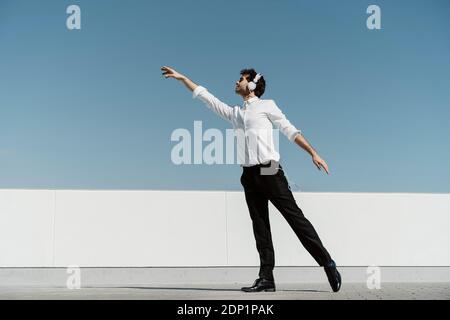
(192, 86, 207, 99)
(267, 100, 302, 142)
(191, 85, 234, 123)
(288, 129, 302, 142)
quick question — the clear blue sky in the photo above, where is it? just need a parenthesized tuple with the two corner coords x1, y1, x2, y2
(1, 0, 449, 193)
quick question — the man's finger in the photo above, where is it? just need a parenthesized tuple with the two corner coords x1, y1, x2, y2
(321, 163, 330, 174)
(163, 71, 175, 77)
(314, 161, 319, 169)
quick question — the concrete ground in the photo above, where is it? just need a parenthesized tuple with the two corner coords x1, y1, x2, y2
(1, 282, 449, 300)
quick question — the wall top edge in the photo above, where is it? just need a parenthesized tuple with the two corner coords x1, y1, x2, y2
(0, 189, 449, 196)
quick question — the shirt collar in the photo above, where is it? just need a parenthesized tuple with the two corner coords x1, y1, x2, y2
(243, 96, 259, 107)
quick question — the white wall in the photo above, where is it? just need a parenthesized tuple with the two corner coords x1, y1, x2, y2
(1, 189, 449, 267)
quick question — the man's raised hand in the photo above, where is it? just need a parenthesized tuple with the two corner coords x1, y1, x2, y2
(161, 66, 185, 80)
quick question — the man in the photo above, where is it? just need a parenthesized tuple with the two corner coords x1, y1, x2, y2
(161, 66, 341, 293)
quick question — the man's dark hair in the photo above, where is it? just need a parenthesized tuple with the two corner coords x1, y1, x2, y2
(240, 68, 266, 98)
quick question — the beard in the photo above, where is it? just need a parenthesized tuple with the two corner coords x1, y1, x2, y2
(235, 86, 247, 95)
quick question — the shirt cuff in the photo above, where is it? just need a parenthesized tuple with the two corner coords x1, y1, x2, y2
(289, 130, 302, 142)
(192, 86, 207, 99)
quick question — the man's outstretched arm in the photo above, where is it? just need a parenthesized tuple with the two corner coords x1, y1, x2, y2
(267, 100, 330, 175)
(161, 66, 234, 122)
(294, 134, 330, 175)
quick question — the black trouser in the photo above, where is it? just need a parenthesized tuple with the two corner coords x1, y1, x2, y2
(240, 160, 332, 281)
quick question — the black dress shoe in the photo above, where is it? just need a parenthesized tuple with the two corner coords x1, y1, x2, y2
(241, 278, 276, 292)
(324, 260, 342, 292)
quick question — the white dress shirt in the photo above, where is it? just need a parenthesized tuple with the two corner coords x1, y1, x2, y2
(192, 86, 301, 166)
